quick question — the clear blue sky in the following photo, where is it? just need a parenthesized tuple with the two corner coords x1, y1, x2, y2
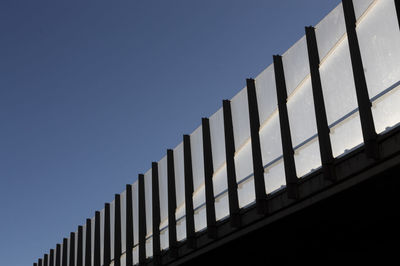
(0, 0, 340, 264)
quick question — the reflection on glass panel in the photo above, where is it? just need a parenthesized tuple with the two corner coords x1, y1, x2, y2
(120, 191, 126, 253)
(318, 34, 363, 157)
(173, 142, 186, 223)
(144, 169, 152, 238)
(353, 0, 375, 21)
(132, 182, 139, 247)
(356, 0, 400, 134)
(315, 3, 346, 62)
(282, 36, 310, 97)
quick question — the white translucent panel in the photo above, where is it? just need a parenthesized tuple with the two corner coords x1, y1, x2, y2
(255, 65, 277, 123)
(192, 186, 206, 232)
(353, 0, 375, 21)
(144, 169, 153, 237)
(146, 237, 153, 258)
(357, 0, 400, 133)
(294, 138, 321, 177)
(120, 191, 126, 253)
(132, 182, 139, 246)
(259, 114, 282, 164)
(234, 140, 253, 182)
(173, 142, 186, 219)
(100, 209, 104, 266)
(357, 0, 400, 98)
(176, 217, 187, 242)
(91, 217, 95, 266)
(158, 156, 169, 224)
(59, 242, 63, 266)
(264, 160, 286, 194)
(235, 142, 255, 206)
(110, 260, 114, 266)
(319, 37, 358, 123)
(209, 108, 226, 170)
(120, 253, 126, 266)
(160, 228, 169, 250)
(330, 113, 363, 157)
(190, 126, 205, 191)
(231, 88, 251, 150)
(66, 238, 70, 266)
(132, 246, 138, 265)
(372, 86, 400, 134)
(212, 166, 227, 196)
(318, 34, 364, 157)
(214, 192, 229, 221)
(193, 205, 207, 232)
(315, 3, 346, 61)
(287, 75, 318, 146)
(282, 36, 310, 96)
(237, 176, 255, 208)
(110, 200, 115, 260)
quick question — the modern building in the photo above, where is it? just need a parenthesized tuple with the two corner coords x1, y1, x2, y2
(34, 0, 400, 265)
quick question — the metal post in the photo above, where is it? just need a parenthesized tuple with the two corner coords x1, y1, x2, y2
(77, 227, 82, 266)
(69, 232, 75, 266)
(167, 149, 178, 258)
(114, 194, 121, 266)
(201, 118, 217, 239)
(50, 249, 54, 266)
(246, 79, 268, 214)
(152, 162, 161, 265)
(305, 26, 336, 181)
(342, 0, 379, 160)
(222, 100, 241, 227)
(183, 134, 196, 248)
(85, 220, 91, 266)
(138, 174, 147, 265)
(44, 254, 48, 266)
(39, 259, 43, 266)
(62, 238, 68, 266)
(103, 204, 110, 266)
(273, 55, 299, 199)
(56, 244, 61, 266)
(126, 184, 134, 266)
(94, 212, 100, 266)
(394, 0, 400, 30)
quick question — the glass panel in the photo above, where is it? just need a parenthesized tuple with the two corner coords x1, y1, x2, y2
(173, 142, 186, 222)
(255, 64, 286, 193)
(231, 88, 251, 150)
(190, 126, 206, 232)
(120, 191, 126, 254)
(214, 191, 229, 221)
(287, 78, 321, 177)
(315, 3, 346, 61)
(110, 200, 115, 260)
(144, 169, 152, 238)
(91, 217, 95, 266)
(237, 176, 255, 208)
(353, 0, 375, 21)
(158, 156, 168, 227)
(356, 0, 400, 133)
(193, 204, 207, 232)
(146, 236, 153, 258)
(176, 217, 187, 242)
(209, 108, 229, 220)
(132, 246, 138, 265)
(66, 238, 70, 266)
(282, 36, 310, 97)
(235, 141, 255, 207)
(82, 224, 86, 264)
(132, 182, 139, 247)
(75, 229, 78, 266)
(317, 33, 363, 157)
(120, 253, 126, 266)
(160, 227, 169, 250)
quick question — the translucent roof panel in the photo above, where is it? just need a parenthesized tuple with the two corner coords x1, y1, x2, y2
(144, 168, 153, 237)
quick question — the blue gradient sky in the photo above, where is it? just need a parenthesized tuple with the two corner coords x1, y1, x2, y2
(0, 0, 340, 265)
